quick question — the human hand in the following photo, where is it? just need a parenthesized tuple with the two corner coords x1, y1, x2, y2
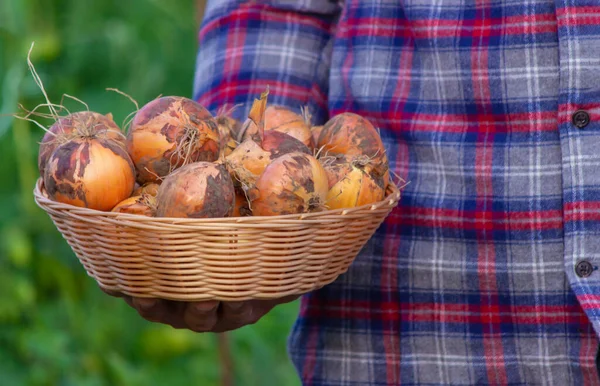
(101, 288, 299, 333)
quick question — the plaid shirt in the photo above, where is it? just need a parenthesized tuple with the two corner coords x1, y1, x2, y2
(193, 0, 600, 384)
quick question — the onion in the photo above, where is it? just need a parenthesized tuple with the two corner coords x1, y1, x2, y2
(38, 111, 125, 178)
(248, 152, 328, 216)
(132, 182, 160, 197)
(322, 155, 386, 209)
(44, 137, 136, 211)
(226, 131, 310, 187)
(155, 162, 235, 218)
(225, 92, 310, 190)
(126, 96, 220, 184)
(316, 112, 389, 185)
(240, 105, 313, 147)
(112, 194, 156, 216)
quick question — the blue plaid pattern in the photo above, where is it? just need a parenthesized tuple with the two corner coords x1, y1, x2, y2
(194, 0, 600, 384)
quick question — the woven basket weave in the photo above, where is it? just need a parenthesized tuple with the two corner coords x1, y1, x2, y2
(33, 178, 402, 301)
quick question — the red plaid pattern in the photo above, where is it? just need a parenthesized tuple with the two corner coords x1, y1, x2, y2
(194, 0, 600, 384)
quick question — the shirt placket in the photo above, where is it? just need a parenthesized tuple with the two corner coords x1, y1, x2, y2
(557, 0, 600, 333)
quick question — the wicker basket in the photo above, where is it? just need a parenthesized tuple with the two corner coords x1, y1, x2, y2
(33, 178, 402, 301)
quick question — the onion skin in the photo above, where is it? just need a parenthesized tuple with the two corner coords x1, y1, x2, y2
(311, 125, 323, 150)
(156, 162, 235, 218)
(324, 158, 386, 210)
(241, 105, 313, 147)
(112, 195, 156, 216)
(132, 182, 160, 197)
(249, 152, 328, 216)
(216, 115, 239, 158)
(38, 111, 124, 178)
(126, 96, 220, 184)
(44, 137, 136, 211)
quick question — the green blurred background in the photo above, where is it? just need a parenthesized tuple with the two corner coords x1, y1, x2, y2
(0, 1, 301, 385)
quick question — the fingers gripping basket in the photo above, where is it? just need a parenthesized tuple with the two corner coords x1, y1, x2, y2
(34, 178, 402, 301)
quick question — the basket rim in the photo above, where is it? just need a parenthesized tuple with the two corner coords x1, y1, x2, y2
(33, 177, 403, 224)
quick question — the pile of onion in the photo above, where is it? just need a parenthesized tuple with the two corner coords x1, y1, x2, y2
(36, 87, 390, 219)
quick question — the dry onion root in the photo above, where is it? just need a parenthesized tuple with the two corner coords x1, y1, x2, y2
(155, 162, 235, 218)
(44, 137, 136, 211)
(111, 194, 157, 216)
(38, 111, 125, 178)
(126, 96, 220, 184)
(248, 152, 328, 216)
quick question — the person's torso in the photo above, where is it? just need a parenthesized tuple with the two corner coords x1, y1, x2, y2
(290, 0, 600, 384)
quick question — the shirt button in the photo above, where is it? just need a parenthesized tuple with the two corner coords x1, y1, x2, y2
(572, 110, 590, 128)
(575, 260, 594, 278)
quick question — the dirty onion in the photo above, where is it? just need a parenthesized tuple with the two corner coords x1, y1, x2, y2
(322, 155, 386, 210)
(316, 112, 390, 208)
(249, 152, 328, 216)
(44, 136, 136, 211)
(155, 162, 235, 218)
(126, 96, 220, 184)
(239, 104, 314, 148)
(38, 111, 125, 178)
(225, 91, 310, 191)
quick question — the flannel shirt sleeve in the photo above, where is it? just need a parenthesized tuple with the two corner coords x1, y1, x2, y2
(192, 0, 341, 125)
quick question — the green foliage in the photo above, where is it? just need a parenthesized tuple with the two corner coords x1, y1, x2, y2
(0, 1, 301, 385)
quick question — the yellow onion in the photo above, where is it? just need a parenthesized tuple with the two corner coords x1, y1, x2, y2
(225, 92, 310, 190)
(112, 194, 156, 216)
(317, 112, 389, 186)
(38, 111, 125, 178)
(225, 130, 310, 188)
(44, 137, 136, 211)
(322, 156, 386, 210)
(126, 96, 220, 184)
(132, 182, 160, 197)
(156, 162, 235, 218)
(240, 105, 313, 147)
(248, 152, 328, 216)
